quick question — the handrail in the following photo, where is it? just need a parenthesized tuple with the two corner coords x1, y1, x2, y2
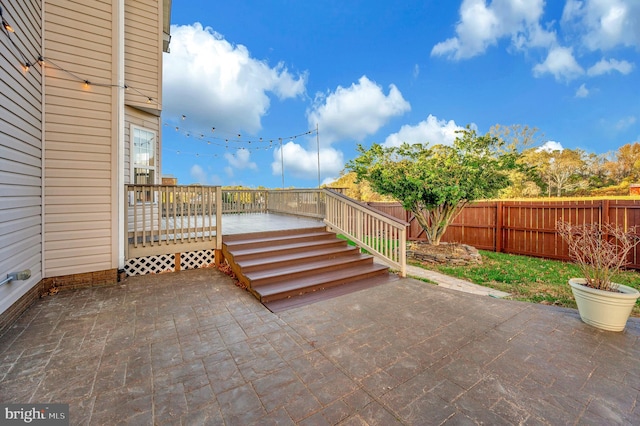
(266, 189, 325, 218)
(221, 189, 267, 213)
(124, 186, 408, 277)
(323, 189, 408, 277)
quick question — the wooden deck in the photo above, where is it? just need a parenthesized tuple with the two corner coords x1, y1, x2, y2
(220, 213, 325, 235)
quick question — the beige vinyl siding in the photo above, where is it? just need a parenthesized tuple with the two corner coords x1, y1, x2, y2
(43, 0, 115, 276)
(125, 0, 162, 110)
(0, 0, 43, 315)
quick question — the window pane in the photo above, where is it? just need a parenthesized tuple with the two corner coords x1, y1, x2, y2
(133, 128, 155, 167)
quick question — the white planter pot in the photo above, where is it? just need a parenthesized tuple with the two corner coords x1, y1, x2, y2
(569, 278, 640, 332)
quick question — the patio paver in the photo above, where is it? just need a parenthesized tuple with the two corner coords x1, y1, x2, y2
(1, 268, 638, 425)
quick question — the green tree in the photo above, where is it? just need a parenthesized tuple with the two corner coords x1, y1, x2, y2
(520, 147, 586, 197)
(490, 123, 543, 152)
(347, 127, 514, 245)
(325, 171, 395, 202)
(611, 142, 640, 182)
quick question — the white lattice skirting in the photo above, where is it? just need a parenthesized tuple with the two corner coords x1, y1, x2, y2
(125, 249, 216, 276)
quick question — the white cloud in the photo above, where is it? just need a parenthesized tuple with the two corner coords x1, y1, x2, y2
(189, 164, 221, 185)
(537, 141, 564, 152)
(615, 116, 637, 131)
(383, 115, 466, 147)
(271, 142, 344, 183)
(587, 58, 634, 76)
(431, 0, 550, 60)
(532, 46, 584, 81)
(306, 76, 410, 145)
(163, 23, 306, 133)
(223, 148, 257, 175)
(562, 0, 640, 51)
(575, 83, 589, 98)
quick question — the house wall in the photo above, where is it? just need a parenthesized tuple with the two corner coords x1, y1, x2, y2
(43, 0, 163, 277)
(43, 0, 117, 277)
(0, 0, 167, 333)
(0, 1, 44, 328)
(124, 0, 163, 184)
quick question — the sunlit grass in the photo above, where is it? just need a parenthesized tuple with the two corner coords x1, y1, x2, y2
(413, 250, 640, 316)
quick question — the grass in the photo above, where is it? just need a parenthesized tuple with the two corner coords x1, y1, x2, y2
(412, 250, 640, 316)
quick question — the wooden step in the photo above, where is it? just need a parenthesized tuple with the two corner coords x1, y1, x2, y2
(225, 238, 348, 262)
(254, 263, 390, 303)
(221, 226, 392, 310)
(245, 253, 374, 287)
(237, 245, 360, 273)
(263, 273, 401, 313)
(223, 226, 328, 242)
(223, 231, 335, 251)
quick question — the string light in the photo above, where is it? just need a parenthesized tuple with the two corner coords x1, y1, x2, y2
(1, 7, 14, 33)
(167, 114, 315, 147)
(1, 6, 34, 72)
(0, 6, 159, 106)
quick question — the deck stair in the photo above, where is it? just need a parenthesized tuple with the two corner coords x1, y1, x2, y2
(222, 226, 396, 310)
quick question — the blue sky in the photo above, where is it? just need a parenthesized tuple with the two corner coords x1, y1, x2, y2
(161, 0, 640, 188)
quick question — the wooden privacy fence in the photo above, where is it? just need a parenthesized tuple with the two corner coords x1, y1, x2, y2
(366, 200, 640, 269)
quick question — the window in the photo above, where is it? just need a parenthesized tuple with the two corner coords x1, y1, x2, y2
(131, 126, 157, 203)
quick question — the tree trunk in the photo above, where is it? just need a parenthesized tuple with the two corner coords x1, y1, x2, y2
(411, 201, 466, 246)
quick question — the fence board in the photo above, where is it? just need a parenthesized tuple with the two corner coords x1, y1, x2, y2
(367, 199, 640, 269)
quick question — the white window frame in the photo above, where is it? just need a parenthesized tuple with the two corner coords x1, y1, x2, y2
(130, 125, 157, 204)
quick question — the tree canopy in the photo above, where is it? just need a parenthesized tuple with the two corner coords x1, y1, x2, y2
(347, 127, 514, 245)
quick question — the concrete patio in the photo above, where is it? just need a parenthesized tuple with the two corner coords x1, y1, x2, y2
(1, 268, 638, 425)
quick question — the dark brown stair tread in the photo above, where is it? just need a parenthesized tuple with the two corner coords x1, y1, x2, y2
(245, 254, 372, 282)
(263, 273, 400, 313)
(223, 231, 334, 248)
(223, 227, 327, 241)
(254, 263, 389, 298)
(228, 239, 346, 257)
(237, 245, 359, 269)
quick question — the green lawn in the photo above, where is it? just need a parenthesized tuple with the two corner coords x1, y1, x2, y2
(412, 250, 640, 316)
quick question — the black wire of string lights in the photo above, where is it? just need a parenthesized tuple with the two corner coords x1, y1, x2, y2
(1, 5, 33, 72)
(165, 115, 316, 158)
(1, 5, 316, 159)
(0, 5, 157, 105)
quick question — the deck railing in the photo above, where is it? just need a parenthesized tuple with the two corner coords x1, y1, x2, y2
(266, 189, 325, 218)
(222, 189, 267, 213)
(126, 186, 408, 276)
(324, 189, 408, 277)
(126, 185, 222, 258)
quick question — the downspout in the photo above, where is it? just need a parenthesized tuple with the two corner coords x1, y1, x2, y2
(41, 0, 46, 279)
(117, 0, 125, 269)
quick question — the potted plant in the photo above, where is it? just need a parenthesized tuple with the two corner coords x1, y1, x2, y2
(556, 221, 640, 331)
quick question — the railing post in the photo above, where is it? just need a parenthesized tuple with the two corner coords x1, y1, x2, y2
(124, 185, 129, 259)
(400, 227, 407, 277)
(214, 186, 223, 266)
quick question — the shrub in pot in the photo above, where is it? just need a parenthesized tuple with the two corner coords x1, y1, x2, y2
(556, 221, 640, 331)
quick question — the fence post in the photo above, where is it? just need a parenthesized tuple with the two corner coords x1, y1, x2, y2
(602, 199, 610, 227)
(495, 201, 503, 253)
